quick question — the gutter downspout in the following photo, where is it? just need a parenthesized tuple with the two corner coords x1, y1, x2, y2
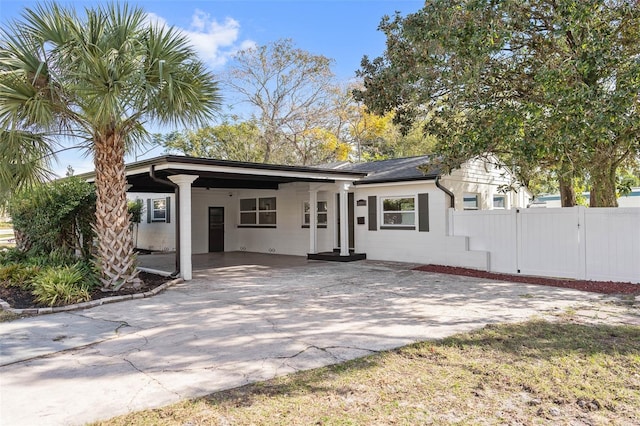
(435, 175, 455, 209)
(149, 165, 180, 278)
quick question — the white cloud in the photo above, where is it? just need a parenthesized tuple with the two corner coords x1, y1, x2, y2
(145, 10, 255, 69)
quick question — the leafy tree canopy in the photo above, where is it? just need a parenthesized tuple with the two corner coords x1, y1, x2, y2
(355, 0, 640, 206)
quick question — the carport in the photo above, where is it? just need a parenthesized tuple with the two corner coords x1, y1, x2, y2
(109, 156, 366, 279)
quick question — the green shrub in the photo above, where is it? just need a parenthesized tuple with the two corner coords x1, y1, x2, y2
(31, 264, 91, 307)
(0, 247, 27, 265)
(0, 263, 40, 288)
(26, 248, 78, 268)
(8, 177, 96, 258)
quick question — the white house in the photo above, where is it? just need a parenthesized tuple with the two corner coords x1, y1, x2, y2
(113, 154, 529, 280)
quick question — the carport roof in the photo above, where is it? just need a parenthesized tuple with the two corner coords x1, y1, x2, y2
(85, 155, 368, 193)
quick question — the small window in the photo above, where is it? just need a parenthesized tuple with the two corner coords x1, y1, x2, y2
(493, 195, 506, 209)
(303, 201, 328, 227)
(240, 197, 276, 226)
(152, 198, 167, 222)
(381, 197, 415, 228)
(463, 193, 479, 210)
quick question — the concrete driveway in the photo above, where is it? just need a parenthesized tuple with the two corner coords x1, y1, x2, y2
(0, 255, 626, 425)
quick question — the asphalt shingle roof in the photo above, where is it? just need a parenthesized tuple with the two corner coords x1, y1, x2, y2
(325, 155, 441, 184)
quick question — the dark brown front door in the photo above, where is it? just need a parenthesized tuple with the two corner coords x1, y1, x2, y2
(208, 207, 224, 252)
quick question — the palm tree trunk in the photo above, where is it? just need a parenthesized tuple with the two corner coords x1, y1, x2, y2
(93, 132, 140, 291)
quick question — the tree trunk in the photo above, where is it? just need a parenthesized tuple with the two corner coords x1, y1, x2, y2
(93, 132, 140, 291)
(589, 160, 618, 207)
(558, 174, 576, 207)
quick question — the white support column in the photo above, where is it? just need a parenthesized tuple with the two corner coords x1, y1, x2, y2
(339, 182, 350, 256)
(309, 188, 318, 254)
(168, 174, 198, 280)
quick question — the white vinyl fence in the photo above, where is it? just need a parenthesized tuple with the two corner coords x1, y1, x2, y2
(448, 206, 640, 284)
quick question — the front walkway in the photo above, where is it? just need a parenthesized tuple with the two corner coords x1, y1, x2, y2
(1, 257, 636, 425)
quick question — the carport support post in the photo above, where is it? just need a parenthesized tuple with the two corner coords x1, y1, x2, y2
(309, 188, 318, 254)
(339, 182, 350, 256)
(168, 175, 198, 280)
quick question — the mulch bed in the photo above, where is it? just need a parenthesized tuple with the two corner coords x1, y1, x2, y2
(413, 264, 640, 295)
(0, 272, 171, 310)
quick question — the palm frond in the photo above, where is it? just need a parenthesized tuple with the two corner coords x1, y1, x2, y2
(0, 129, 56, 193)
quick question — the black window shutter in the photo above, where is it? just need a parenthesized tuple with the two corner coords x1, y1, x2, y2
(418, 193, 429, 232)
(165, 197, 171, 223)
(146, 199, 151, 223)
(368, 196, 377, 231)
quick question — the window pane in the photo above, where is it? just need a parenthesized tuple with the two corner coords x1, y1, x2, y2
(383, 212, 415, 225)
(259, 197, 276, 211)
(463, 194, 479, 209)
(317, 201, 328, 213)
(383, 198, 414, 212)
(240, 198, 256, 211)
(383, 199, 400, 211)
(153, 199, 166, 220)
(259, 212, 276, 225)
(493, 196, 505, 208)
(304, 213, 310, 224)
(303, 201, 310, 213)
(240, 212, 256, 224)
(318, 213, 328, 225)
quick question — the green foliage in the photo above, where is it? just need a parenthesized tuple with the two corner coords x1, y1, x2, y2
(8, 177, 96, 257)
(31, 264, 91, 307)
(0, 247, 27, 265)
(127, 199, 144, 224)
(356, 0, 640, 207)
(159, 120, 265, 162)
(0, 263, 40, 288)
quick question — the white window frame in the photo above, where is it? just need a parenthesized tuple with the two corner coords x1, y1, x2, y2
(380, 196, 416, 229)
(463, 193, 480, 210)
(239, 197, 277, 227)
(152, 198, 167, 222)
(302, 200, 328, 228)
(493, 194, 507, 209)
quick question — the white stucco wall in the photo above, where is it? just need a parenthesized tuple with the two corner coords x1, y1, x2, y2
(352, 181, 488, 269)
(190, 183, 336, 255)
(127, 192, 176, 251)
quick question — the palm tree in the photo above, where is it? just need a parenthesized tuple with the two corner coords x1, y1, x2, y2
(0, 2, 221, 290)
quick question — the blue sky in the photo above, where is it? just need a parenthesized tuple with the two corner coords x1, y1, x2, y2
(0, 0, 423, 175)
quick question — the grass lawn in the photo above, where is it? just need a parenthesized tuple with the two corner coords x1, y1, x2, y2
(95, 319, 640, 425)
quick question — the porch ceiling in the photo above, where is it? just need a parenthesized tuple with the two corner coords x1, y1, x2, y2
(127, 168, 308, 192)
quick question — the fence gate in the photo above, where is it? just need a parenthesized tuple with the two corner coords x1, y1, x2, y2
(516, 208, 582, 279)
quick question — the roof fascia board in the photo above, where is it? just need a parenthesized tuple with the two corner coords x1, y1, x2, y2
(151, 162, 363, 181)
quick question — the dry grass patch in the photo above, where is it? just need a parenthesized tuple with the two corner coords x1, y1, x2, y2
(0, 309, 20, 322)
(96, 319, 640, 426)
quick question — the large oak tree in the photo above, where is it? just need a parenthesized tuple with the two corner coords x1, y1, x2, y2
(355, 0, 640, 206)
